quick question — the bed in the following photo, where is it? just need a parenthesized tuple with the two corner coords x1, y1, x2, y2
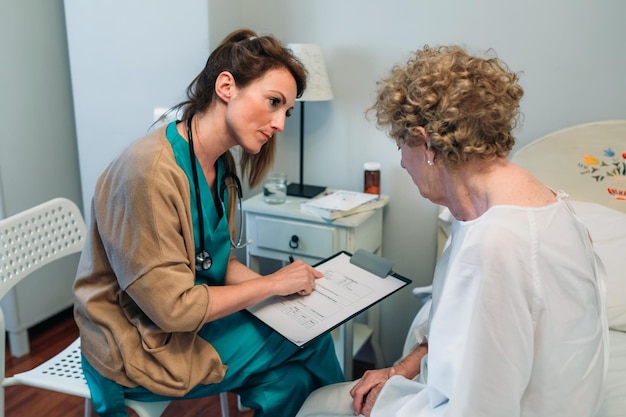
(407, 120, 626, 416)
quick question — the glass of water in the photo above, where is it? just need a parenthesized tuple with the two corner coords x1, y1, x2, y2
(263, 173, 287, 204)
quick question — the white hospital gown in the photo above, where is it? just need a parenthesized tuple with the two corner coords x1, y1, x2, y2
(297, 196, 608, 417)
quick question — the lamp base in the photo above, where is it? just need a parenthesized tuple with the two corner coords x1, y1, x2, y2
(286, 183, 326, 198)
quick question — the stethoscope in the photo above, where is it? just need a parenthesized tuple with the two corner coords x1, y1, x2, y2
(186, 117, 248, 271)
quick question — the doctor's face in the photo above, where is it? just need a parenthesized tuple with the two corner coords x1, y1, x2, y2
(225, 67, 297, 154)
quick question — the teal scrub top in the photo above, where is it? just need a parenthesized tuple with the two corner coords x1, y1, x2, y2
(166, 121, 231, 285)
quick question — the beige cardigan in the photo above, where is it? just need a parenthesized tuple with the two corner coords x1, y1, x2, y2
(73, 127, 227, 397)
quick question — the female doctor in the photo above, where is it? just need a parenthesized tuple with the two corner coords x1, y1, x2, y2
(296, 45, 607, 417)
(73, 28, 344, 417)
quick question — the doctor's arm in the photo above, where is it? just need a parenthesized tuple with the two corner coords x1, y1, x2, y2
(205, 258, 323, 321)
(223, 256, 261, 284)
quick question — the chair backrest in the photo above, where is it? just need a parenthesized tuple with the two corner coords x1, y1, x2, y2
(0, 197, 86, 300)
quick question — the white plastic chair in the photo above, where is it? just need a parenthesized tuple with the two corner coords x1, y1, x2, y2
(0, 198, 231, 417)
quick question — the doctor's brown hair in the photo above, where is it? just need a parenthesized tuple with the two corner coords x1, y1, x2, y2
(180, 28, 306, 186)
(174, 28, 307, 237)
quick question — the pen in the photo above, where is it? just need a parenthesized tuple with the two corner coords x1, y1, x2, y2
(289, 255, 295, 263)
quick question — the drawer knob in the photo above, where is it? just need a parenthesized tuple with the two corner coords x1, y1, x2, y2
(289, 235, 299, 249)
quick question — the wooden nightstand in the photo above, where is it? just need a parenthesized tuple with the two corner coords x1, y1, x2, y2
(242, 192, 389, 378)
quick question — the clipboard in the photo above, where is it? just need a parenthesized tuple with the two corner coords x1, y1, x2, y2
(246, 250, 412, 348)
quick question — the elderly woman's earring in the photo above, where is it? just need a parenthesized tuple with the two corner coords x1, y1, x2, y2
(427, 160, 434, 166)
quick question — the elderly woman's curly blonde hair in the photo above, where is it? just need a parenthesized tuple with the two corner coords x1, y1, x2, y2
(370, 45, 524, 167)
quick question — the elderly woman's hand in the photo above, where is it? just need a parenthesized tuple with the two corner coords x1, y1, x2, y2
(350, 367, 397, 416)
(350, 342, 428, 416)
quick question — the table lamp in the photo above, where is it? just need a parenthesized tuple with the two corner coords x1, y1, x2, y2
(286, 43, 334, 198)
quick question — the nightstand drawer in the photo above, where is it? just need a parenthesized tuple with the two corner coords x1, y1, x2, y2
(255, 216, 336, 259)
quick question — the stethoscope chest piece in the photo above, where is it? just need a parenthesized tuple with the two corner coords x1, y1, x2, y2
(196, 250, 212, 271)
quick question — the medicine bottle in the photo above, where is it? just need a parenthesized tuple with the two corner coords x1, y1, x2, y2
(363, 162, 381, 195)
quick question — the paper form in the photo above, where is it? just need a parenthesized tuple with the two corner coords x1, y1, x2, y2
(246, 252, 411, 347)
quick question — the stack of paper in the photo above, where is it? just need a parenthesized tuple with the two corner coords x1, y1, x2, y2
(301, 190, 388, 220)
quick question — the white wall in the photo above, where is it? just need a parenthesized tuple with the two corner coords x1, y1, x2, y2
(0, 0, 82, 215)
(64, 0, 626, 365)
(64, 0, 215, 217)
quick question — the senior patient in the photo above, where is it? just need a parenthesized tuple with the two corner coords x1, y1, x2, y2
(296, 45, 608, 417)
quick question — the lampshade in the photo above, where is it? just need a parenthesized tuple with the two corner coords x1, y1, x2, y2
(288, 43, 334, 102)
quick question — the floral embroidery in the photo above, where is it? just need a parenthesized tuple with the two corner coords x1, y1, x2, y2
(608, 177, 626, 200)
(579, 148, 626, 182)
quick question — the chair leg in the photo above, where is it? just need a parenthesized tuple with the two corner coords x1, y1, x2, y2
(7, 330, 30, 357)
(84, 398, 94, 417)
(219, 392, 230, 417)
(1, 385, 5, 417)
(237, 395, 251, 412)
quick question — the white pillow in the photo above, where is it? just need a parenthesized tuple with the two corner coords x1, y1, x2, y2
(571, 201, 626, 332)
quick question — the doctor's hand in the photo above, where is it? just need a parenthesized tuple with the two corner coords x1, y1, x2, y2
(350, 367, 396, 416)
(267, 259, 323, 297)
